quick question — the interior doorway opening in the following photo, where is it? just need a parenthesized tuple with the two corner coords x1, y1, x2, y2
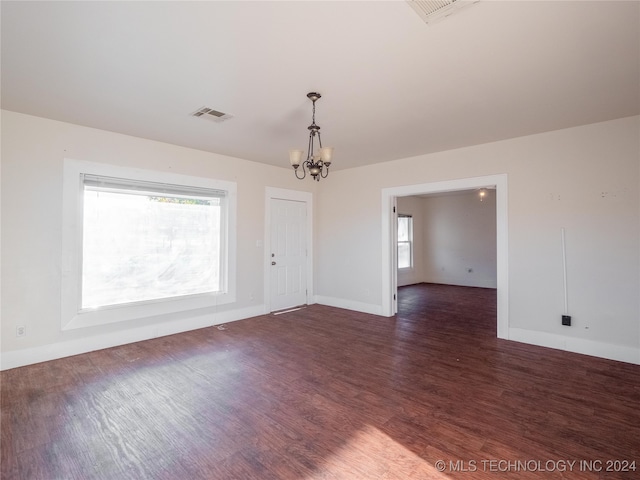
(381, 174, 509, 340)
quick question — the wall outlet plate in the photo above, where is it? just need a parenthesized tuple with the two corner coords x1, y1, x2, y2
(562, 315, 572, 326)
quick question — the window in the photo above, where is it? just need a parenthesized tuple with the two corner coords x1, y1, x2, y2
(397, 214, 413, 269)
(62, 160, 236, 330)
(82, 175, 226, 309)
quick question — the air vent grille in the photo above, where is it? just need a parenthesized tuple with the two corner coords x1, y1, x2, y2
(407, 0, 478, 24)
(191, 107, 233, 122)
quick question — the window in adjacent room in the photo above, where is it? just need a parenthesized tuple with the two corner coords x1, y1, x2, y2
(397, 214, 413, 269)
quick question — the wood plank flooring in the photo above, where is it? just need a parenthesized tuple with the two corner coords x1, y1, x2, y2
(2, 283, 639, 479)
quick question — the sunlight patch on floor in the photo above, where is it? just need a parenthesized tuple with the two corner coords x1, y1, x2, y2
(310, 424, 451, 479)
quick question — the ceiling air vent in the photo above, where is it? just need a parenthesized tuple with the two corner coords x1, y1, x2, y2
(191, 107, 233, 122)
(407, 0, 478, 25)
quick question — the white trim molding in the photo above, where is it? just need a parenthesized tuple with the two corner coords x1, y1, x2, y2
(509, 328, 640, 365)
(1, 304, 265, 371)
(314, 295, 383, 316)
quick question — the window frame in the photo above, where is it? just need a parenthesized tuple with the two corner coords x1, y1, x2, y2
(397, 214, 413, 270)
(62, 159, 237, 331)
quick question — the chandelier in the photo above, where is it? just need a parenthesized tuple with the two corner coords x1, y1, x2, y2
(289, 92, 334, 181)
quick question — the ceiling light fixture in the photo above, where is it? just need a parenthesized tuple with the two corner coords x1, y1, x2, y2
(289, 92, 334, 181)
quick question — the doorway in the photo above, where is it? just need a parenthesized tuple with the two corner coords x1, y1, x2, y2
(381, 174, 509, 339)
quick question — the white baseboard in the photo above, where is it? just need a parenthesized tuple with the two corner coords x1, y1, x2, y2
(420, 279, 498, 289)
(314, 295, 383, 316)
(508, 327, 640, 365)
(1, 304, 265, 371)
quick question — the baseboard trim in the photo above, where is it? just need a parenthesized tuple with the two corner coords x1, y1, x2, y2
(1, 305, 265, 371)
(314, 295, 383, 316)
(421, 278, 498, 289)
(508, 327, 640, 365)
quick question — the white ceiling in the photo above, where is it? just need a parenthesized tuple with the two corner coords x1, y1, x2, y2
(2, 1, 639, 172)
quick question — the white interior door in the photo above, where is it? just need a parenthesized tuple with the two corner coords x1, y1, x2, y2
(270, 198, 307, 311)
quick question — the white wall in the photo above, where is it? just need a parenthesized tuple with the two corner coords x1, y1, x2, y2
(1, 110, 314, 369)
(316, 116, 640, 364)
(3, 112, 639, 368)
(421, 190, 497, 288)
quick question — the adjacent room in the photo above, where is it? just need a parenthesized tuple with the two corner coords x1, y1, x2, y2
(2, 1, 639, 479)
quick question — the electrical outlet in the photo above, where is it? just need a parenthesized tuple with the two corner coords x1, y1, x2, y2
(562, 315, 572, 326)
(16, 325, 26, 337)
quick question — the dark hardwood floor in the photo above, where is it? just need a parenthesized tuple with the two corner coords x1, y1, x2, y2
(2, 283, 639, 479)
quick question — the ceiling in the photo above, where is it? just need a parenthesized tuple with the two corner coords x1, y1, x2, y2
(2, 1, 639, 172)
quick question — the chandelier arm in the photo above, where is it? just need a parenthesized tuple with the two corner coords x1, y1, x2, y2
(294, 163, 307, 180)
(320, 166, 329, 179)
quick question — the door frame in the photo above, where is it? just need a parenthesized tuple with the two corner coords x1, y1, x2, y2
(381, 174, 509, 339)
(264, 187, 313, 313)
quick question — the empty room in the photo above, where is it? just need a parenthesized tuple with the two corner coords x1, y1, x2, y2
(1, 1, 639, 479)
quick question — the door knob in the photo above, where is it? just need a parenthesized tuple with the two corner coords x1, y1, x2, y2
(271, 261, 276, 266)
